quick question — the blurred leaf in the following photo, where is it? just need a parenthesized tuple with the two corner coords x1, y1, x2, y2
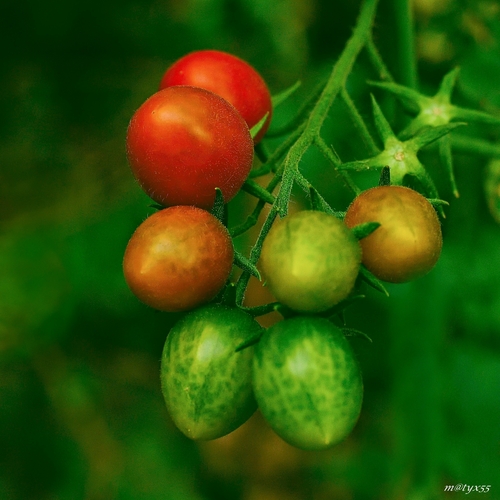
(485, 158, 500, 224)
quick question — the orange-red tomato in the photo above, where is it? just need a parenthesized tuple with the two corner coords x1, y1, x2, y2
(159, 50, 272, 143)
(123, 206, 234, 311)
(126, 86, 253, 210)
(344, 185, 443, 283)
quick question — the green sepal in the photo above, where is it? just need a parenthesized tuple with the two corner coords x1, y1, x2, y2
(427, 198, 450, 208)
(271, 80, 301, 108)
(250, 113, 269, 141)
(371, 94, 396, 143)
(210, 188, 227, 225)
(359, 264, 389, 296)
(308, 186, 343, 217)
(234, 251, 261, 281)
(272, 302, 297, 319)
(220, 282, 237, 307)
(436, 66, 460, 98)
(148, 203, 165, 211)
(451, 107, 500, 126)
(438, 135, 459, 198)
(234, 327, 264, 353)
(368, 80, 424, 113)
(341, 328, 373, 343)
(351, 221, 381, 240)
(379, 166, 391, 186)
(406, 122, 466, 152)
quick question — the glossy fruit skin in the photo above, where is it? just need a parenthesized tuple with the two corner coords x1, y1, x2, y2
(123, 206, 234, 312)
(259, 211, 362, 313)
(161, 305, 261, 440)
(344, 185, 443, 283)
(126, 86, 254, 209)
(253, 316, 363, 451)
(159, 50, 272, 143)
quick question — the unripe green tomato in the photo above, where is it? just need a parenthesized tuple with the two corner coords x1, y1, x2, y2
(253, 316, 363, 451)
(161, 305, 261, 440)
(259, 211, 362, 312)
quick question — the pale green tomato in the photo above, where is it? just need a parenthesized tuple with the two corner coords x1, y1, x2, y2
(259, 210, 362, 312)
(161, 305, 261, 440)
(253, 316, 363, 451)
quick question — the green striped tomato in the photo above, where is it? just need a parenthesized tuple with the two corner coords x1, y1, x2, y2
(161, 305, 262, 440)
(253, 316, 363, 450)
(259, 210, 362, 313)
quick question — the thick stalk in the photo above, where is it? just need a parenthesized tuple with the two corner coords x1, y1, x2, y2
(392, 0, 417, 88)
(275, 0, 379, 216)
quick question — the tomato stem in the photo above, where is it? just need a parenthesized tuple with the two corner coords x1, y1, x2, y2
(364, 34, 394, 82)
(341, 86, 380, 156)
(235, 207, 278, 306)
(391, 0, 418, 89)
(450, 135, 500, 158)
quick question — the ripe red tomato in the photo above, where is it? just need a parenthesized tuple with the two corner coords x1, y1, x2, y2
(159, 50, 273, 143)
(259, 211, 362, 312)
(126, 86, 254, 210)
(344, 185, 443, 283)
(123, 206, 234, 312)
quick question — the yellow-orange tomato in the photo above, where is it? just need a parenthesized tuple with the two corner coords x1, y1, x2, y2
(344, 186, 442, 283)
(123, 206, 233, 311)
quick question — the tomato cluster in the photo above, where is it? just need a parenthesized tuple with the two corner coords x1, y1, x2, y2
(124, 50, 272, 312)
(122, 50, 445, 451)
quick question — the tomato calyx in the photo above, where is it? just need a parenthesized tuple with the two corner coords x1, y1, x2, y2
(340, 94, 465, 217)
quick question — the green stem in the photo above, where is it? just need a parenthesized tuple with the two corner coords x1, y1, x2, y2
(296, 172, 343, 217)
(250, 124, 305, 178)
(438, 135, 459, 198)
(276, 0, 379, 217)
(390, 276, 445, 497)
(266, 79, 326, 138)
(365, 34, 395, 82)
(308, 0, 379, 135)
(231, 172, 282, 238)
(254, 142, 270, 163)
(235, 208, 278, 305)
(242, 179, 275, 204)
(230, 200, 265, 238)
(234, 0, 380, 300)
(341, 86, 380, 155)
(451, 135, 500, 157)
(314, 136, 361, 195)
(392, 0, 417, 88)
(240, 302, 281, 318)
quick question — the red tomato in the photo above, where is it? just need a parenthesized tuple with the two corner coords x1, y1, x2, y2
(123, 206, 234, 312)
(126, 86, 254, 209)
(159, 50, 273, 143)
(344, 186, 443, 283)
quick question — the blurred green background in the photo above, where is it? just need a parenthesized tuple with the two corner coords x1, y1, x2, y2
(1, 0, 500, 499)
